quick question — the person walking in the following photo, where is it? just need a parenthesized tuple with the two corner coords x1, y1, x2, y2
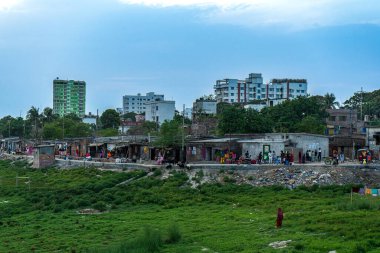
(276, 208, 284, 228)
(258, 152, 262, 164)
(268, 151, 273, 164)
(318, 148, 322, 162)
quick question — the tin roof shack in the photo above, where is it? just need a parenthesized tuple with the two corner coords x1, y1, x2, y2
(186, 138, 241, 163)
(0, 137, 22, 154)
(33, 145, 55, 168)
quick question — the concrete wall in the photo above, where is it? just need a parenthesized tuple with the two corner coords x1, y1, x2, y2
(288, 134, 329, 157)
(242, 142, 285, 160)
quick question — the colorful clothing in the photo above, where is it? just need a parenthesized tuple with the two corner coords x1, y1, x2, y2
(365, 188, 371, 195)
(371, 189, 378, 196)
(359, 188, 365, 195)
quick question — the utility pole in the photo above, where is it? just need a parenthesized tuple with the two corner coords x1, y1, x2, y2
(62, 114, 65, 140)
(181, 104, 185, 162)
(360, 87, 363, 121)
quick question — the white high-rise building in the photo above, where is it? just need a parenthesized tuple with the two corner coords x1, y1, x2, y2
(214, 73, 308, 106)
(262, 79, 308, 106)
(123, 92, 164, 114)
(214, 73, 264, 103)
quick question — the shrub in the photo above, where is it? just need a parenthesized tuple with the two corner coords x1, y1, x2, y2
(135, 226, 162, 252)
(93, 201, 107, 212)
(165, 223, 182, 244)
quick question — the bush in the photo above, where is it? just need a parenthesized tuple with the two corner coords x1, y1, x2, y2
(135, 226, 162, 252)
(165, 223, 182, 244)
(93, 201, 107, 212)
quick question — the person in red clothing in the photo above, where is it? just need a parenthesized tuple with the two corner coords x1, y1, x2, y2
(276, 208, 284, 228)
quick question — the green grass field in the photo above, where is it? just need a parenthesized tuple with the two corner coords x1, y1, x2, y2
(0, 160, 379, 253)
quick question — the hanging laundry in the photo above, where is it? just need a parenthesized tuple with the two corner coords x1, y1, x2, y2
(365, 188, 371, 195)
(359, 188, 365, 195)
(371, 189, 378, 197)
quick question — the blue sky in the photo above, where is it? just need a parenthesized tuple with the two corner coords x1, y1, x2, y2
(0, 0, 380, 118)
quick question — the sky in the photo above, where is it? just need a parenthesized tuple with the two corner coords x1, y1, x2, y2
(0, 0, 380, 118)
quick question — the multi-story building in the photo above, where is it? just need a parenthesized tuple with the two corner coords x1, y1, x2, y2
(214, 73, 264, 103)
(53, 78, 86, 117)
(325, 108, 366, 159)
(214, 73, 307, 106)
(123, 92, 164, 114)
(262, 79, 308, 106)
(193, 99, 217, 116)
(145, 100, 175, 125)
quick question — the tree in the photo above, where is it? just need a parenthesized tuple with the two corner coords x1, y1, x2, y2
(154, 120, 183, 148)
(42, 118, 92, 139)
(128, 121, 158, 135)
(344, 89, 380, 118)
(100, 109, 120, 129)
(41, 107, 58, 125)
(26, 106, 42, 139)
(323, 93, 340, 109)
(294, 115, 325, 134)
(122, 112, 137, 121)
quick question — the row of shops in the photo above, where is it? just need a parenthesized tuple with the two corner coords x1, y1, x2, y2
(2, 131, 379, 164)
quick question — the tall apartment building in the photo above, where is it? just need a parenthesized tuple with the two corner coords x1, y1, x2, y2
(123, 92, 164, 114)
(53, 78, 86, 117)
(214, 73, 264, 103)
(214, 73, 307, 105)
(262, 79, 308, 106)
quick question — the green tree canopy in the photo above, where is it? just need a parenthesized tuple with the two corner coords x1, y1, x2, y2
(344, 89, 380, 118)
(42, 118, 92, 139)
(100, 109, 120, 129)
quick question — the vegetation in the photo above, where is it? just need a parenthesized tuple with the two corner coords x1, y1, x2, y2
(344, 89, 380, 118)
(100, 109, 120, 129)
(0, 160, 379, 252)
(217, 96, 328, 135)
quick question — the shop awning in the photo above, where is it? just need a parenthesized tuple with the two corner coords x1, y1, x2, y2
(89, 143, 104, 147)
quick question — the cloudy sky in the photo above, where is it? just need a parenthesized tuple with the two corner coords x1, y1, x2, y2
(1, 0, 379, 117)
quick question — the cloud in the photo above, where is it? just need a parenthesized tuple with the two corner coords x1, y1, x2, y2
(118, 0, 380, 29)
(0, 0, 22, 12)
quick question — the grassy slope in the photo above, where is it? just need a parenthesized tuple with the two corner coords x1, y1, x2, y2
(0, 160, 379, 253)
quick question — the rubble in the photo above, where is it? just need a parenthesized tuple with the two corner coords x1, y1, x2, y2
(268, 240, 292, 249)
(183, 165, 380, 188)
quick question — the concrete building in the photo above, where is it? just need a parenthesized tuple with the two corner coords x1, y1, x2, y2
(214, 73, 307, 106)
(123, 92, 164, 114)
(326, 109, 363, 136)
(214, 73, 264, 103)
(53, 78, 86, 117)
(186, 133, 329, 163)
(262, 79, 308, 106)
(193, 99, 217, 116)
(325, 108, 366, 159)
(367, 127, 380, 158)
(82, 114, 97, 125)
(145, 100, 175, 125)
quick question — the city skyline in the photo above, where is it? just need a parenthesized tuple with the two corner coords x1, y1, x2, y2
(1, 0, 380, 118)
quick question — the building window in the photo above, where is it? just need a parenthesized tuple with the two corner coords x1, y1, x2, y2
(329, 116, 336, 121)
(230, 87, 234, 90)
(230, 93, 234, 96)
(156, 106, 159, 110)
(339, 116, 347, 121)
(231, 99, 234, 102)
(299, 84, 302, 87)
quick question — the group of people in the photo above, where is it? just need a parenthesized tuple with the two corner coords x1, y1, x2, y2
(243, 150, 294, 165)
(358, 150, 372, 164)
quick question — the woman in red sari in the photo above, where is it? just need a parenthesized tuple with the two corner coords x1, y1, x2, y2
(276, 208, 283, 228)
